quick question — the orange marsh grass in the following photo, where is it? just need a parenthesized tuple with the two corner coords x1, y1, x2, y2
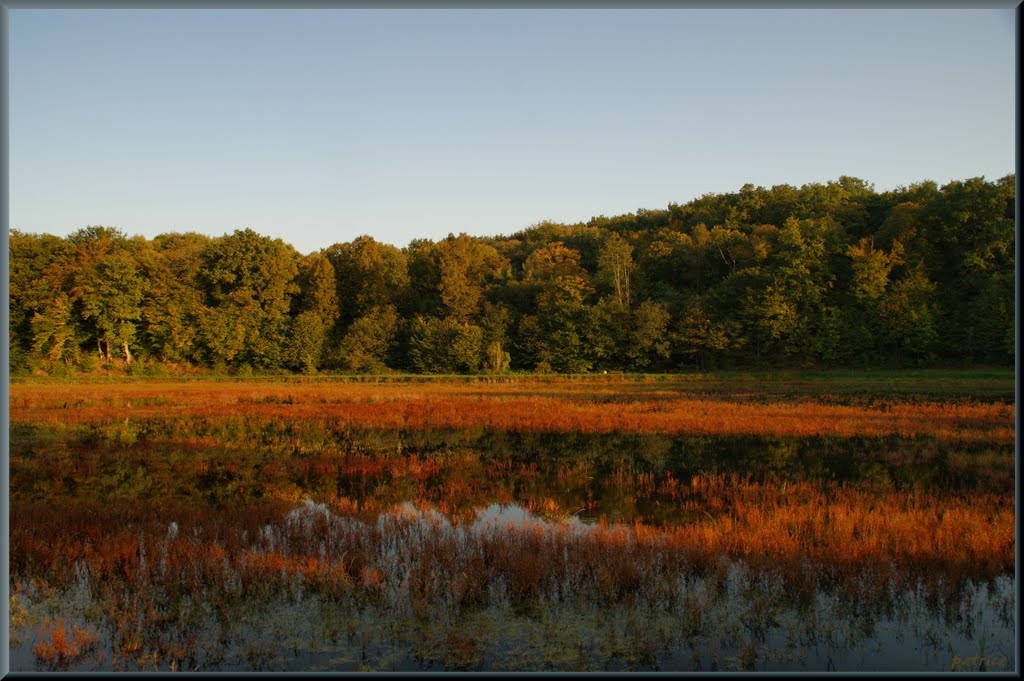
(8, 380, 1015, 444)
(12, 474, 1013, 609)
(10, 470, 1013, 671)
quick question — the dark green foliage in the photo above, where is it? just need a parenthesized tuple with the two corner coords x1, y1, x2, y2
(9, 230, 76, 366)
(137, 232, 209, 363)
(408, 315, 484, 374)
(8, 175, 1014, 374)
(332, 305, 400, 373)
(196, 229, 300, 368)
(30, 292, 82, 366)
(288, 310, 329, 374)
(323, 235, 408, 324)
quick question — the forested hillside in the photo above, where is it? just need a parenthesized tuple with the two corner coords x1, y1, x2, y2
(9, 175, 1015, 375)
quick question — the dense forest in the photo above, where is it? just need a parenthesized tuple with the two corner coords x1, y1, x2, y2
(8, 175, 1015, 376)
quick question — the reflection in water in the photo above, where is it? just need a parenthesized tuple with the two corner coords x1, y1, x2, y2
(7, 421, 1016, 672)
(8, 498, 1015, 672)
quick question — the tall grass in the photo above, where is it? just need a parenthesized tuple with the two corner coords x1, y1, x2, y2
(8, 376, 1015, 671)
(10, 381, 1014, 444)
(10, 483, 1013, 671)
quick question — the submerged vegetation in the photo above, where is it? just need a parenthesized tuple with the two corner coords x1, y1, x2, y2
(8, 375, 1016, 671)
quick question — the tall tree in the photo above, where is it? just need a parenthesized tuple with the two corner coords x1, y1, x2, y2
(324, 235, 408, 323)
(9, 231, 75, 367)
(675, 296, 745, 370)
(66, 226, 131, 360)
(76, 251, 144, 364)
(197, 229, 300, 368)
(408, 315, 484, 374)
(30, 293, 82, 367)
(293, 253, 340, 324)
(597, 232, 636, 307)
(879, 264, 940, 364)
(137, 232, 209, 364)
(435, 233, 509, 322)
(519, 273, 593, 373)
(748, 217, 834, 361)
(288, 253, 340, 372)
(334, 305, 400, 373)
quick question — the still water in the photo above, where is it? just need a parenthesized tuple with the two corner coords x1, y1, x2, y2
(8, 426, 1016, 671)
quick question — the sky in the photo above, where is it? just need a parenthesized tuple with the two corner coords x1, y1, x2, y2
(8, 9, 1016, 255)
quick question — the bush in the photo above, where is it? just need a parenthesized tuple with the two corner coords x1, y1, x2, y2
(77, 353, 98, 373)
(51, 361, 76, 379)
(127, 358, 147, 376)
(9, 346, 27, 373)
(144, 362, 169, 378)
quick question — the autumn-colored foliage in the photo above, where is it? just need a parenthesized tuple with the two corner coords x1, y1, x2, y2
(11, 474, 1013, 614)
(7, 377, 1016, 671)
(33, 618, 100, 669)
(9, 380, 1014, 444)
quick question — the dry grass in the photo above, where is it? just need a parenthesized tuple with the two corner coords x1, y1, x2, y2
(9, 470, 1013, 670)
(8, 380, 1014, 444)
(33, 618, 101, 669)
(8, 376, 1015, 670)
(11, 475, 1013, 612)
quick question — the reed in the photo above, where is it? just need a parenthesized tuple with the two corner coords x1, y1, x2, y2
(8, 376, 1015, 671)
(11, 475, 1012, 623)
(33, 618, 100, 670)
(10, 380, 1014, 445)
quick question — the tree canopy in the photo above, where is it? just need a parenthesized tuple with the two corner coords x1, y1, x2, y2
(9, 174, 1015, 375)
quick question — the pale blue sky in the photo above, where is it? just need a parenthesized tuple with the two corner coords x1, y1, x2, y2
(9, 9, 1016, 255)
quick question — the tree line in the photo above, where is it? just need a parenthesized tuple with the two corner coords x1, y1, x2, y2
(9, 175, 1015, 375)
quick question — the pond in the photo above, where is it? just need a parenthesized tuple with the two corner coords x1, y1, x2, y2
(8, 421, 1016, 671)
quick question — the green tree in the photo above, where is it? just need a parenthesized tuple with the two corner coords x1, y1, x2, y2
(197, 229, 300, 368)
(289, 253, 340, 372)
(436, 234, 509, 322)
(675, 297, 745, 370)
(137, 232, 209, 363)
(966, 271, 1014, 362)
(597, 232, 636, 306)
(923, 175, 1015, 361)
(743, 217, 834, 362)
(408, 315, 484, 374)
(479, 302, 513, 372)
(76, 251, 144, 364)
(624, 300, 672, 370)
(66, 226, 131, 360)
(30, 293, 82, 367)
(404, 239, 443, 316)
(288, 311, 329, 374)
(294, 253, 340, 324)
(879, 265, 939, 364)
(847, 237, 904, 304)
(521, 274, 593, 373)
(334, 305, 400, 373)
(9, 231, 76, 368)
(636, 229, 692, 313)
(840, 237, 905, 363)
(324, 235, 408, 323)
(587, 296, 629, 369)
(482, 341, 511, 373)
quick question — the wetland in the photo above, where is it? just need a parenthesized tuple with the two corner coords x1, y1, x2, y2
(7, 373, 1016, 671)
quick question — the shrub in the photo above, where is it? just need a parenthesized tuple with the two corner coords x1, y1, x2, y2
(77, 353, 98, 373)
